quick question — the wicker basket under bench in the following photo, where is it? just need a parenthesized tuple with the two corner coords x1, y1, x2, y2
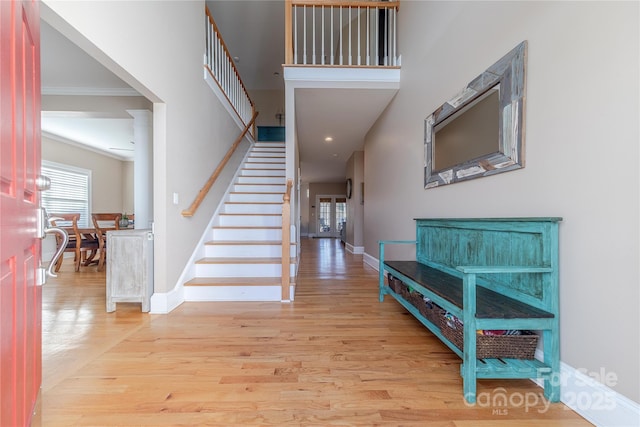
(379, 218, 561, 404)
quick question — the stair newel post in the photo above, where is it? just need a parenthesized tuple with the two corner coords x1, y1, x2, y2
(281, 179, 293, 301)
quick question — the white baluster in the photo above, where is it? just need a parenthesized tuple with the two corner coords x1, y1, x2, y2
(348, 6, 351, 66)
(357, 7, 361, 66)
(393, 7, 397, 66)
(330, 6, 334, 65)
(321, 5, 325, 65)
(294, 5, 298, 64)
(303, 5, 307, 65)
(312, 5, 316, 65)
(339, 7, 343, 65)
(366, 7, 370, 66)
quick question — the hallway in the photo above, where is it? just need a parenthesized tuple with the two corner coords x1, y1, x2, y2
(41, 238, 590, 426)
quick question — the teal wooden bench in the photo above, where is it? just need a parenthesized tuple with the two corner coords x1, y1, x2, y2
(378, 218, 561, 403)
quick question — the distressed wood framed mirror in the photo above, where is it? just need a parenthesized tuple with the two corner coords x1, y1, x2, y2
(424, 41, 527, 188)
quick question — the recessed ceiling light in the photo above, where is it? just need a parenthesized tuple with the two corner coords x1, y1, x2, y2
(324, 136, 333, 142)
(233, 56, 240, 62)
(332, 153, 338, 157)
(273, 71, 280, 76)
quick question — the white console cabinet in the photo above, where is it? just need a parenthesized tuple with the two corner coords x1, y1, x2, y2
(106, 229, 154, 312)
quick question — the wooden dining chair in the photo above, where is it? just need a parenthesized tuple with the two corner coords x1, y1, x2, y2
(91, 213, 121, 272)
(49, 213, 99, 272)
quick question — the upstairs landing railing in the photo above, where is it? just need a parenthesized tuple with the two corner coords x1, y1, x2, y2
(205, 7, 255, 135)
(285, 0, 400, 67)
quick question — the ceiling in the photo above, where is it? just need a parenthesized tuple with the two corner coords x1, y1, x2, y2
(41, 1, 397, 182)
(40, 20, 141, 161)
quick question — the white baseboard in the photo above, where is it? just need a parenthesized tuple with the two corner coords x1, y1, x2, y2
(367, 251, 640, 426)
(529, 349, 640, 427)
(363, 251, 379, 271)
(150, 286, 184, 314)
(345, 243, 364, 254)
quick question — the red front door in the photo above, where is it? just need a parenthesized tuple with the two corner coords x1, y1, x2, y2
(0, 0, 42, 425)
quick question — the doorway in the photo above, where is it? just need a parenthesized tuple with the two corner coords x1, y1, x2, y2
(316, 195, 347, 238)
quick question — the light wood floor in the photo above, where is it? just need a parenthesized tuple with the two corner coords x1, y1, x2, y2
(41, 238, 592, 426)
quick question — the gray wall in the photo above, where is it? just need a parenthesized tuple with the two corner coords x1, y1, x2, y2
(364, 1, 639, 402)
(42, 136, 131, 214)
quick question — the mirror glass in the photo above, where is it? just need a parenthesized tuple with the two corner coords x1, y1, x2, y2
(425, 41, 527, 188)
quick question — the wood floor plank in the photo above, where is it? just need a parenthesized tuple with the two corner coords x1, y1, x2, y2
(41, 238, 592, 426)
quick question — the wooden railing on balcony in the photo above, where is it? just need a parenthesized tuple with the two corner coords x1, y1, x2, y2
(281, 179, 293, 300)
(285, 0, 400, 67)
(205, 7, 255, 135)
(181, 111, 258, 218)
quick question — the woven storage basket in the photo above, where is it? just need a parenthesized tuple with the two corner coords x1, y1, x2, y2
(417, 299, 445, 326)
(387, 274, 404, 294)
(440, 316, 538, 359)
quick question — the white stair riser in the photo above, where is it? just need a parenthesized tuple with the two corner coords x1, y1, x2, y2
(229, 193, 283, 203)
(253, 143, 284, 149)
(212, 228, 281, 240)
(248, 151, 284, 157)
(205, 244, 296, 258)
(184, 285, 286, 302)
(247, 157, 285, 164)
(195, 263, 295, 277)
(233, 184, 286, 193)
(222, 203, 282, 214)
(241, 169, 285, 177)
(243, 163, 284, 170)
(217, 215, 282, 227)
(236, 176, 285, 185)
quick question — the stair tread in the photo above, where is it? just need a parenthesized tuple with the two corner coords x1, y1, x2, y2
(196, 257, 297, 264)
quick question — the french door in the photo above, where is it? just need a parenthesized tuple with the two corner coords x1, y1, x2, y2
(316, 196, 347, 238)
(0, 0, 42, 425)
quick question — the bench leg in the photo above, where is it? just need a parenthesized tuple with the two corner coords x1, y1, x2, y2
(462, 272, 478, 403)
(463, 360, 477, 403)
(543, 327, 561, 402)
(378, 266, 385, 302)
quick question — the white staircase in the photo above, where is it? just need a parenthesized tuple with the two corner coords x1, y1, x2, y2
(183, 141, 296, 301)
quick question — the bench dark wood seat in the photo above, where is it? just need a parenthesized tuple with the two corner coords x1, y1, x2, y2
(385, 261, 554, 319)
(379, 218, 561, 404)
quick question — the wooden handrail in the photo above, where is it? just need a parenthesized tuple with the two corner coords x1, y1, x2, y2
(281, 179, 293, 300)
(181, 111, 258, 218)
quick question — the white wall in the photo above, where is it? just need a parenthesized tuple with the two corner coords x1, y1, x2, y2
(364, 1, 639, 403)
(42, 0, 248, 295)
